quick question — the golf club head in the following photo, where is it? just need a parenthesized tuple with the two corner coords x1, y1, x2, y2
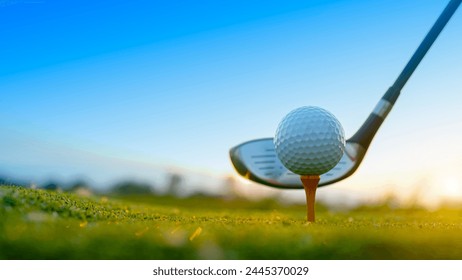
(229, 138, 366, 189)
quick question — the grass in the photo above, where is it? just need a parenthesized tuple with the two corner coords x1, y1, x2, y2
(1, 185, 462, 260)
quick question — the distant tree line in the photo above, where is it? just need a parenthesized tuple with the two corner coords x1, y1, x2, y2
(0, 172, 241, 199)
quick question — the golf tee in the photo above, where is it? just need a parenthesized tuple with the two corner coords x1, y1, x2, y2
(300, 175, 320, 222)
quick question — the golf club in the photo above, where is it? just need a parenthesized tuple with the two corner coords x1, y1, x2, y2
(230, 0, 461, 189)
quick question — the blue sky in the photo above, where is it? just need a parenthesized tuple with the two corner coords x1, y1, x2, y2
(1, 0, 462, 204)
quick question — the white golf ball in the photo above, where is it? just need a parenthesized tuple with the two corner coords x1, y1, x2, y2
(274, 106, 345, 175)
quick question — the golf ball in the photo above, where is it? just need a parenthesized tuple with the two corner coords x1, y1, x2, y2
(274, 106, 345, 175)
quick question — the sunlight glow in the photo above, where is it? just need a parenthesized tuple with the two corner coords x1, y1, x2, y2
(417, 174, 462, 209)
(440, 176, 462, 199)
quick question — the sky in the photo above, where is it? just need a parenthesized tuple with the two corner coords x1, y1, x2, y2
(1, 0, 462, 206)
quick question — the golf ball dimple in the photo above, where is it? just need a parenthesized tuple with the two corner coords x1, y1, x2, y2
(274, 106, 345, 175)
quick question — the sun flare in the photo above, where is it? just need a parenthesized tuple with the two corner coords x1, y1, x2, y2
(440, 176, 462, 199)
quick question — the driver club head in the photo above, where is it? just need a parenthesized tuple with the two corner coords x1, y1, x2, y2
(229, 138, 366, 189)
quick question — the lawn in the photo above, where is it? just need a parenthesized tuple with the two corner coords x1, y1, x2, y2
(1, 185, 461, 259)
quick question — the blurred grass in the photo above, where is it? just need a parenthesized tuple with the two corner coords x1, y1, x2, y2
(1, 185, 462, 260)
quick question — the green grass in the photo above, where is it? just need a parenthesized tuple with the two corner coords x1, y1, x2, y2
(1, 185, 462, 259)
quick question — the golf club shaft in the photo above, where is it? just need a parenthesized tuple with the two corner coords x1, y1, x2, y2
(386, 0, 462, 103)
(349, 0, 461, 149)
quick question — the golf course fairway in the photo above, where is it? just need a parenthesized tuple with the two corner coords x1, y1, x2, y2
(1, 185, 461, 260)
